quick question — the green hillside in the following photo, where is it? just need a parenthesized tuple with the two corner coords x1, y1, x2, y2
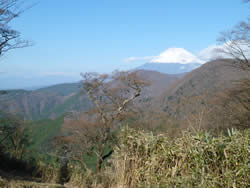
(0, 83, 92, 120)
(28, 116, 65, 152)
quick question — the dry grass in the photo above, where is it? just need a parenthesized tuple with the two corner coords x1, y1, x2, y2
(66, 166, 115, 188)
(34, 161, 61, 184)
(111, 127, 249, 187)
(1, 127, 248, 188)
(0, 177, 64, 188)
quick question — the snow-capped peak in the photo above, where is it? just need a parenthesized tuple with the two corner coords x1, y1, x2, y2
(150, 48, 204, 64)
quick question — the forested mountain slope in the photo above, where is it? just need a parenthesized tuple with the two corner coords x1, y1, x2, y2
(0, 83, 92, 120)
(0, 71, 180, 120)
(154, 59, 250, 130)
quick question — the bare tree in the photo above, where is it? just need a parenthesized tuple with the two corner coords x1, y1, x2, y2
(215, 6, 250, 131)
(59, 71, 150, 172)
(0, 0, 32, 57)
(217, 18, 250, 70)
(217, 0, 249, 69)
(222, 79, 250, 129)
(82, 71, 148, 126)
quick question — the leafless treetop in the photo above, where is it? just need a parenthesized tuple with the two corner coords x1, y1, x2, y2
(0, 0, 32, 57)
(217, 18, 250, 69)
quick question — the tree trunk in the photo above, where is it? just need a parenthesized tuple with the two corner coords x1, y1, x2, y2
(96, 155, 103, 173)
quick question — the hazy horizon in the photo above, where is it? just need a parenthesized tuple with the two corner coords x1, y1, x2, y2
(0, 0, 249, 89)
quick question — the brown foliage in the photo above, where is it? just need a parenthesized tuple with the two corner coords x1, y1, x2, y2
(215, 13, 250, 130)
(58, 71, 150, 172)
(215, 79, 250, 130)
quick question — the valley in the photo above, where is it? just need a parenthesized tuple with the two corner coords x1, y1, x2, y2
(0, 1, 249, 187)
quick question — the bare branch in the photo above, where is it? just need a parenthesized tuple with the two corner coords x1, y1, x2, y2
(59, 71, 150, 172)
(0, 0, 33, 57)
(216, 18, 250, 70)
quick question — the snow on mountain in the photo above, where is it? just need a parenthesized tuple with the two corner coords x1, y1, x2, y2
(134, 48, 204, 74)
(150, 48, 204, 64)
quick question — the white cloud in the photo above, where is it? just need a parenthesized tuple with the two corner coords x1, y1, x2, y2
(124, 56, 155, 62)
(198, 41, 250, 62)
(198, 45, 224, 62)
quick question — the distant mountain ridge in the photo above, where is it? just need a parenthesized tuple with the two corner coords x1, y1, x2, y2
(136, 62, 201, 74)
(155, 59, 250, 120)
(1, 59, 249, 133)
(133, 48, 204, 74)
(0, 70, 180, 120)
(0, 83, 92, 120)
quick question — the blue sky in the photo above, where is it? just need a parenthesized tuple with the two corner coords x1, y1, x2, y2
(0, 0, 249, 89)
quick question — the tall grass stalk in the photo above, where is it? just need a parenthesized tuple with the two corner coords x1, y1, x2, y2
(111, 127, 249, 187)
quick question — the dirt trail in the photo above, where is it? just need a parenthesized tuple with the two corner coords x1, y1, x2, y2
(0, 177, 65, 188)
(0, 170, 65, 188)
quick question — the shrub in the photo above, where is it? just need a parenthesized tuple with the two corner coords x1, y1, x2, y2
(111, 127, 249, 187)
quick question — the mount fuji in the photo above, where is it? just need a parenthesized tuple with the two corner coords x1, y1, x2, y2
(136, 48, 204, 74)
